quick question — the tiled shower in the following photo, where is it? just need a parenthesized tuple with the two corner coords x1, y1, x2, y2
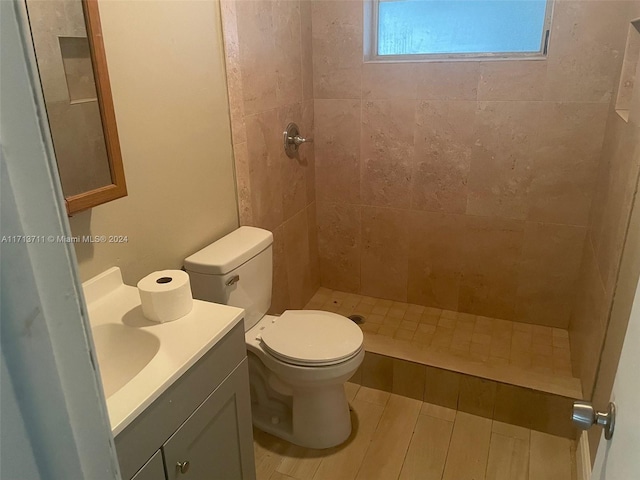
(221, 0, 640, 463)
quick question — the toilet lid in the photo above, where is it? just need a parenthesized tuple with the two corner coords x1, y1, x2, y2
(260, 310, 363, 366)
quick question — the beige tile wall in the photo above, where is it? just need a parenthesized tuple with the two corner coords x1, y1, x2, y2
(221, 0, 320, 312)
(312, 0, 631, 328)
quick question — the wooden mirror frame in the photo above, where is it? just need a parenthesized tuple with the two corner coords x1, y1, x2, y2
(64, 0, 127, 214)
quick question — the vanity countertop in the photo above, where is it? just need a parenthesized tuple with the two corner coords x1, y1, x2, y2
(83, 267, 244, 436)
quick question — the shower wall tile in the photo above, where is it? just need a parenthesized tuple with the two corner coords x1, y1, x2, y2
(314, 99, 361, 204)
(317, 202, 361, 293)
(361, 100, 416, 209)
(527, 102, 609, 226)
(360, 206, 410, 302)
(219, 0, 246, 145)
(232, 141, 253, 225)
(515, 223, 586, 328)
(221, 0, 318, 313)
(412, 101, 475, 214)
(308, 0, 619, 329)
(478, 61, 547, 101)
(468, 101, 608, 227)
(235, 0, 278, 115)
(569, 239, 609, 396)
(416, 62, 480, 100)
(407, 211, 466, 311)
(245, 109, 284, 230)
(279, 103, 307, 220)
(283, 208, 314, 309)
(307, 202, 320, 289)
(273, 0, 304, 107)
(362, 63, 418, 100)
(270, 225, 291, 314)
(312, 0, 363, 99)
(591, 114, 640, 296)
(459, 216, 525, 320)
(300, 0, 314, 100)
(467, 101, 538, 221)
(544, 1, 629, 103)
(302, 100, 316, 204)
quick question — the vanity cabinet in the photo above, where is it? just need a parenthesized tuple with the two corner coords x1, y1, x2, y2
(131, 452, 164, 480)
(117, 322, 256, 480)
(162, 363, 252, 479)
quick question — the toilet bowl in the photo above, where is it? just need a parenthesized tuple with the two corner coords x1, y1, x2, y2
(184, 226, 364, 449)
(246, 312, 363, 448)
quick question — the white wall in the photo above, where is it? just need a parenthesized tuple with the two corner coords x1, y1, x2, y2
(69, 0, 239, 285)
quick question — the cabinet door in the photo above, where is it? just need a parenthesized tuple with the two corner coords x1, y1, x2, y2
(162, 359, 256, 480)
(131, 450, 166, 480)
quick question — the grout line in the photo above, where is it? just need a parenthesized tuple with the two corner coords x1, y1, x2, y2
(350, 398, 386, 480)
(439, 411, 459, 480)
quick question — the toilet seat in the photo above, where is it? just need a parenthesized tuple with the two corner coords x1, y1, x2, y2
(260, 310, 363, 367)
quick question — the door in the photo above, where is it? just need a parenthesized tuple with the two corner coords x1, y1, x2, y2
(1, 0, 120, 478)
(162, 360, 256, 480)
(591, 279, 640, 478)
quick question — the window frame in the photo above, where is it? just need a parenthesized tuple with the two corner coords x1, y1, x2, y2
(364, 0, 554, 63)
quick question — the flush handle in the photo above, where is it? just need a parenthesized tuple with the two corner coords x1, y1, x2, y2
(572, 401, 616, 440)
(225, 275, 240, 287)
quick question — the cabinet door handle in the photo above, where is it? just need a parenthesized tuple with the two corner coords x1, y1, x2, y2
(176, 461, 190, 474)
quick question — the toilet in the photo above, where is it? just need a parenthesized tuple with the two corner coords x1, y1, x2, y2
(184, 226, 364, 449)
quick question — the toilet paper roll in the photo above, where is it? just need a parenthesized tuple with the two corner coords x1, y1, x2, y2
(137, 270, 194, 323)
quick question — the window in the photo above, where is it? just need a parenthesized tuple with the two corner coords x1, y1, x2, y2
(369, 0, 553, 60)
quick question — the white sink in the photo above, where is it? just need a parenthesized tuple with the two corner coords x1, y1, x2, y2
(91, 324, 160, 398)
(83, 267, 244, 435)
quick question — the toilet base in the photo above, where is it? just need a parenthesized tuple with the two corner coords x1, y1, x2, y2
(252, 383, 352, 449)
(247, 351, 360, 449)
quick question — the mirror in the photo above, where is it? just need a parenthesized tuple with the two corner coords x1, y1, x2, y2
(25, 0, 127, 214)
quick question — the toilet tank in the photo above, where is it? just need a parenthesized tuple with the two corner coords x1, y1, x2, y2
(183, 226, 273, 331)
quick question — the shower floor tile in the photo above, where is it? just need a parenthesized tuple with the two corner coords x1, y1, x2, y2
(253, 383, 575, 480)
(304, 288, 581, 398)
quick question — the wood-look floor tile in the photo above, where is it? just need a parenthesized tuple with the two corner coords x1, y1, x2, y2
(399, 414, 454, 480)
(254, 429, 288, 480)
(529, 431, 573, 480)
(345, 382, 360, 403)
(420, 402, 457, 422)
(355, 394, 422, 480)
(442, 412, 492, 480)
(269, 472, 297, 480)
(485, 432, 529, 480)
(313, 399, 385, 480)
(492, 420, 530, 441)
(354, 386, 391, 406)
(276, 443, 324, 480)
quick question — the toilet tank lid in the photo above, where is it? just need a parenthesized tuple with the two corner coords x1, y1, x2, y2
(184, 226, 273, 275)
